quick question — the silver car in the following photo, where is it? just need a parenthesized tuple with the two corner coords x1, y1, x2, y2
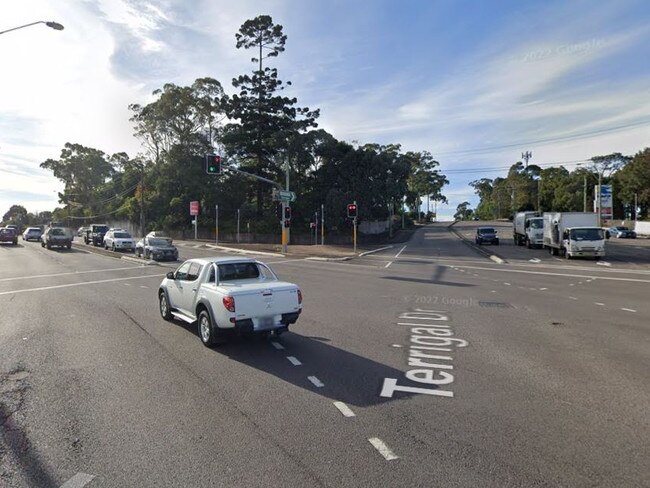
(136, 236, 178, 261)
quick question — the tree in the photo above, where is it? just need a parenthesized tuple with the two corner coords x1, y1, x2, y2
(615, 148, 650, 219)
(454, 202, 473, 221)
(2, 205, 28, 225)
(222, 15, 319, 217)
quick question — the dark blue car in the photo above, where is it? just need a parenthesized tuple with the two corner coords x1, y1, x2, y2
(475, 227, 499, 245)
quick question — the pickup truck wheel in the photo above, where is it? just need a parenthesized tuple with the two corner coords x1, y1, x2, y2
(144, 249, 150, 260)
(66, 242, 71, 250)
(46, 242, 51, 250)
(159, 293, 173, 321)
(111, 243, 116, 252)
(198, 310, 219, 347)
(526, 239, 532, 249)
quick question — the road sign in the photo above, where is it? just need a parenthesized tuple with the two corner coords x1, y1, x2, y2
(190, 201, 199, 216)
(278, 190, 297, 202)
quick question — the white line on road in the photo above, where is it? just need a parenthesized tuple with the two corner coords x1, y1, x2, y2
(271, 341, 285, 350)
(333, 401, 356, 417)
(139, 285, 148, 289)
(60, 472, 95, 488)
(0, 273, 163, 297)
(368, 437, 399, 461)
(124, 283, 131, 286)
(395, 245, 407, 258)
(385, 261, 393, 268)
(287, 356, 302, 366)
(391, 344, 403, 347)
(529, 258, 541, 263)
(491, 290, 496, 293)
(597, 261, 612, 267)
(308, 376, 324, 388)
(0, 265, 142, 283)
(539, 287, 548, 290)
(621, 308, 637, 313)
(595, 302, 605, 306)
(503, 282, 511, 286)
(569, 296, 578, 300)
(446, 265, 650, 284)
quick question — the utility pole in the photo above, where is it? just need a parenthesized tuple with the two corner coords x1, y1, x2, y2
(522, 150, 532, 168)
(537, 178, 541, 212)
(634, 193, 638, 222)
(140, 163, 145, 238)
(237, 208, 240, 243)
(597, 171, 602, 227)
(321, 203, 325, 245)
(583, 174, 587, 212)
(215, 205, 219, 245)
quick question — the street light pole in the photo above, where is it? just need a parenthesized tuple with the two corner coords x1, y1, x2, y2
(0, 21, 64, 36)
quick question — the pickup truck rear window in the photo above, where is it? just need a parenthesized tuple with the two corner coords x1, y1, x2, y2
(218, 263, 260, 281)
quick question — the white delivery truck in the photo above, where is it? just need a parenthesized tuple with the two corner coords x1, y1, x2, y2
(513, 211, 544, 248)
(543, 212, 606, 259)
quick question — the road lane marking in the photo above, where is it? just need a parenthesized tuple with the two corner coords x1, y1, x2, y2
(529, 258, 541, 263)
(385, 261, 393, 268)
(271, 341, 285, 350)
(368, 437, 399, 461)
(595, 302, 605, 306)
(503, 282, 511, 286)
(597, 261, 612, 267)
(395, 245, 407, 258)
(539, 287, 548, 290)
(0, 265, 142, 283)
(333, 401, 356, 417)
(0, 274, 163, 296)
(491, 290, 496, 293)
(445, 265, 650, 284)
(307, 376, 324, 387)
(391, 344, 403, 348)
(287, 356, 302, 366)
(569, 284, 575, 286)
(60, 472, 95, 488)
(569, 296, 578, 300)
(139, 285, 148, 289)
(621, 308, 637, 313)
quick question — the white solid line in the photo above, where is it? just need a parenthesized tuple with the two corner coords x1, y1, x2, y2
(271, 341, 285, 350)
(60, 472, 95, 488)
(385, 261, 393, 268)
(287, 356, 302, 366)
(307, 376, 324, 388)
(0, 273, 163, 297)
(445, 264, 650, 284)
(621, 308, 637, 313)
(0, 265, 142, 283)
(368, 437, 399, 461)
(395, 245, 407, 258)
(333, 401, 356, 417)
(595, 302, 605, 306)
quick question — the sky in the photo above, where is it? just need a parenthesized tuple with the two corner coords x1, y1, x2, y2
(1, 0, 649, 220)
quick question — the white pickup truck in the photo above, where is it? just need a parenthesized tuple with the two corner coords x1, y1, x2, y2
(158, 257, 303, 346)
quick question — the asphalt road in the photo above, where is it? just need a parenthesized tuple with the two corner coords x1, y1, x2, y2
(1, 225, 648, 487)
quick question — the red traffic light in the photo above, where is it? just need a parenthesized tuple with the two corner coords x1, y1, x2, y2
(347, 203, 357, 218)
(284, 206, 291, 219)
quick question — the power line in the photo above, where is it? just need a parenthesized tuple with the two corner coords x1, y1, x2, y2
(439, 158, 590, 175)
(432, 118, 650, 157)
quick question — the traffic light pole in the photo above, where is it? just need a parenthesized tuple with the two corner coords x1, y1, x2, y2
(353, 200, 357, 253)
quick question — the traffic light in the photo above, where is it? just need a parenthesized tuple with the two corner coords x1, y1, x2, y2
(284, 206, 291, 220)
(347, 203, 357, 219)
(205, 154, 221, 174)
(284, 219, 291, 228)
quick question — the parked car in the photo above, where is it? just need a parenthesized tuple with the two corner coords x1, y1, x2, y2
(77, 226, 89, 237)
(607, 226, 636, 239)
(158, 257, 302, 346)
(85, 224, 109, 246)
(41, 227, 72, 250)
(475, 227, 499, 245)
(146, 231, 173, 244)
(22, 227, 43, 241)
(136, 236, 178, 261)
(0, 227, 18, 245)
(103, 230, 135, 252)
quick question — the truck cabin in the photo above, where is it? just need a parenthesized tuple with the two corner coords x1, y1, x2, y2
(525, 218, 543, 229)
(562, 228, 605, 242)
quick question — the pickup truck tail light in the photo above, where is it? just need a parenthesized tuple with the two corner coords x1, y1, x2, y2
(222, 296, 236, 312)
(297, 289, 303, 304)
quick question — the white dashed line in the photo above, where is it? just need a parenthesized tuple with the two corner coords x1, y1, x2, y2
(368, 437, 399, 461)
(60, 472, 95, 488)
(124, 283, 131, 286)
(621, 308, 637, 313)
(307, 376, 324, 388)
(491, 290, 496, 293)
(271, 341, 285, 350)
(395, 245, 407, 258)
(597, 261, 612, 267)
(539, 287, 547, 290)
(287, 356, 302, 366)
(391, 344, 403, 348)
(503, 282, 511, 286)
(569, 296, 578, 300)
(595, 302, 605, 306)
(333, 401, 356, 417)
(139, 285, 148, 289)
(385, 261, 393, 268)
(529, 258, 541, 263)
(569, 284, 575, 286)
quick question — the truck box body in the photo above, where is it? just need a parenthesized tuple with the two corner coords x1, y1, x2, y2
(543, 212, 605, 259)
